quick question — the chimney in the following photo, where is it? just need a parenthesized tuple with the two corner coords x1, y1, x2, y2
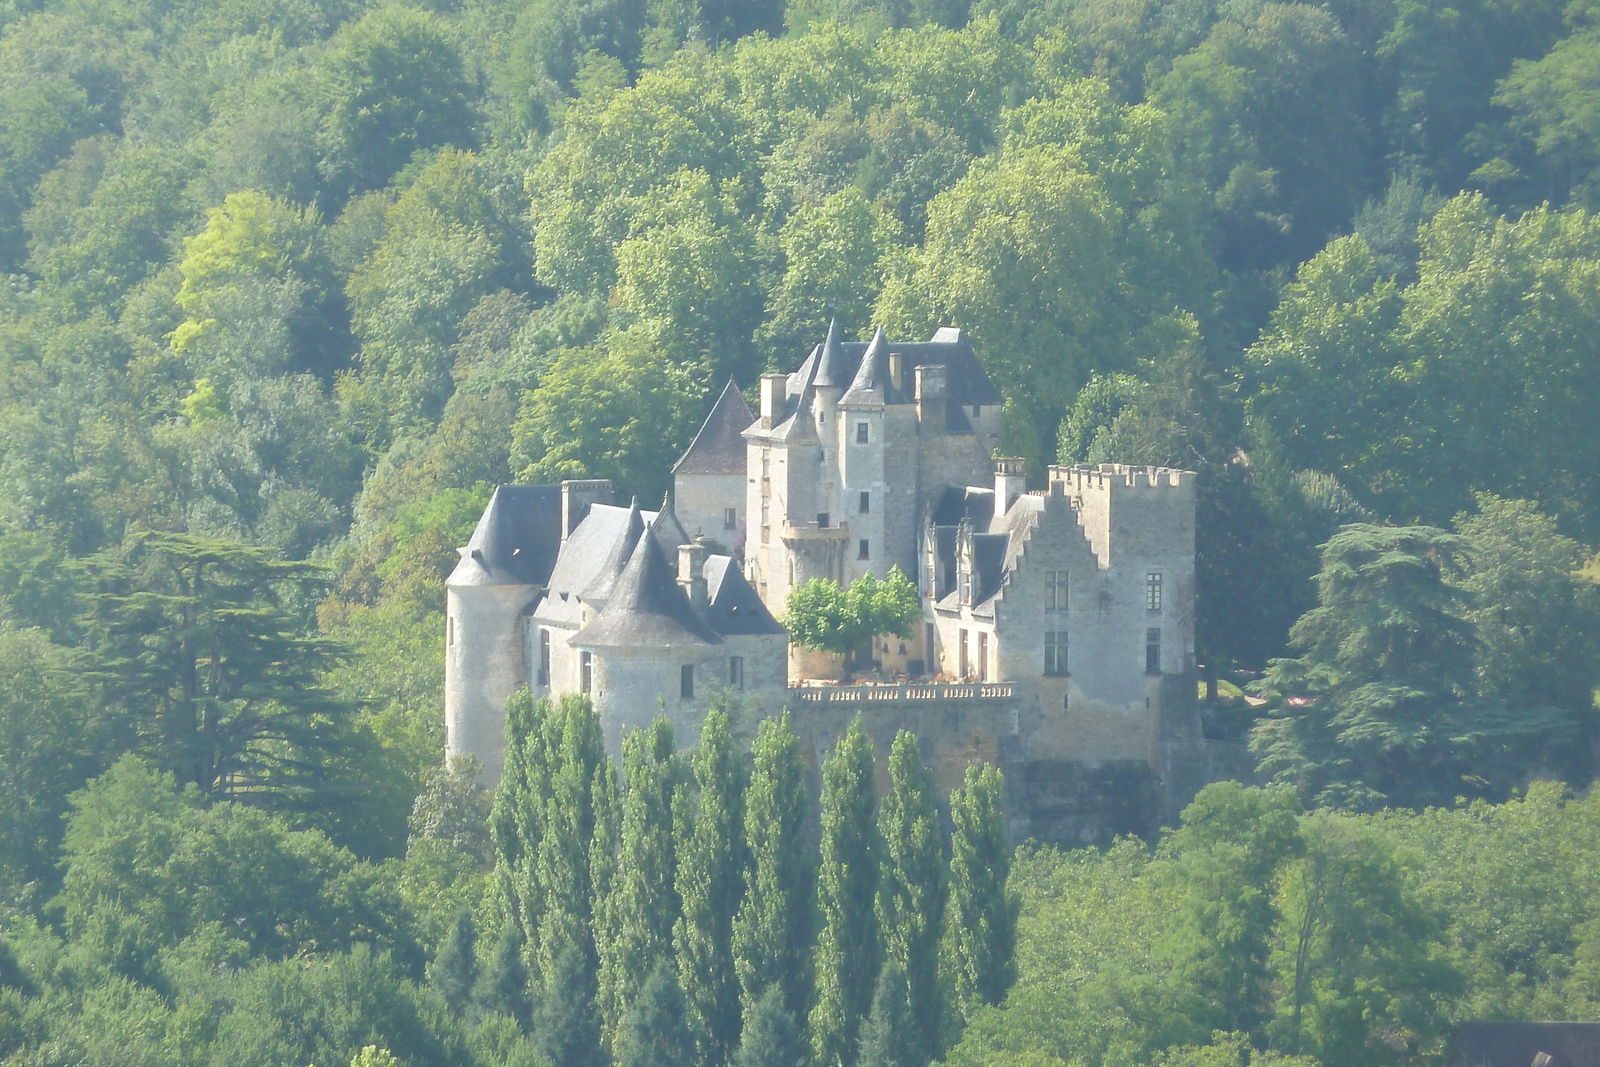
(888, 351, 904, 394)
(915, 364, 947, 434)
(562, 479, 613, 540)
(994, 456, 1026, 515)
(678, 540, 709, 613)
(760, 373, 787, 430)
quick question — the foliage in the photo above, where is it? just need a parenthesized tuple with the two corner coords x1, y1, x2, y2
(945, 763, 1017, 1022)
(783, 566, 920, 671)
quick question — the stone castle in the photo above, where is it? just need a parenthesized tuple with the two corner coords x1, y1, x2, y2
(446, 323, 1238, 843)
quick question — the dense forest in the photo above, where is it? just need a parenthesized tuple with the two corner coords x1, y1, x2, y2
(6, 0, 1600, 1062)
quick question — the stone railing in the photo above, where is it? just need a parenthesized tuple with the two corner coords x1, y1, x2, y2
(788, 682, 1015, 704)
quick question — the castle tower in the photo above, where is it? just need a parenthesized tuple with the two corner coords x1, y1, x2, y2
(444, 483, 586, 781)
(672, 380, 754, 555)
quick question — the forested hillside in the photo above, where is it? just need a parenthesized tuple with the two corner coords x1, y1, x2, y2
(6, 0, 1600, 1063)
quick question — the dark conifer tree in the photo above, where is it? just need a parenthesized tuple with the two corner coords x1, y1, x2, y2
(876, 730, 944, 1067)
(809, 714, 879, 1067)
(734, 985, 805, 1067)
(946, 764, 1017, 1022)
(617, 960, 693, 1067)
(857, 963, 911, 1067)
(536, 942, 605, 1067)
(474, 923, 532, 1028)
(535, 695, 606, 984)
(429, 907, 477, 1016)
(733, 712, 814, 1024)
(675, 707, 746, 1067)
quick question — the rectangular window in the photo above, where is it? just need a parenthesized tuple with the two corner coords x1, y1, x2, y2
(858, 539, 870, 560)
(972, 404, 982, 418)
(859, 490, 870, 514)
(761, 450, 770, 478)
(817, 512, 830, 528)
(925, 623, 936, 666)
(1044, 631, 1068, 676)
(729, 656, 744, 690)
(977, 632, 988, 681)
(856, 421, 870, 444)
(1046, 570, 1068, 611)
(1146, 571, 1163, 612)
(681, 664, 695, 699)
(724, 507, 737, 530)
(447, 615, 454, 646)
(959, 629, 970, 679)
(538, 629, 551, 687)
(1146, 628, 1161, 674)
(580, 651, 593, 694)
(960, 569, 972, 604)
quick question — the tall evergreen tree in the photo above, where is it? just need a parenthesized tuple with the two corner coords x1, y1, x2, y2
(429, 907, 477, 1016)
(536, 941, 605, 1067)
(617, 960, 694, 1067)
(735, 985, 806, 1067)
(675, 708, 746, 1067)
(535, 695, 606, 984)
(809, 714, 879, 1067)
(474, 923, 532, 1028)
(945, 763, 1018, 1022)
(856, 963, 911, 1067)
(875, 731, 944, 1067)
(589, 752, 623, 1044)
(733, 712, 814, 1023)
(600, 716, 681, 1045)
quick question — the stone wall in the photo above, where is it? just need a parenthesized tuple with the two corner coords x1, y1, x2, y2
(675, 472, 745, 553)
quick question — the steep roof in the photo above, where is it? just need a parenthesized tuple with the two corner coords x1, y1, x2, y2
(575, 533, 721, 648)
(673, 380, 754, 477)
(704, 556, 788, 636)
(838, 330, 1003, 407)
(838, 326, 893, 407)
(447, 485, 563, 588)
(813, 317, 851, 388)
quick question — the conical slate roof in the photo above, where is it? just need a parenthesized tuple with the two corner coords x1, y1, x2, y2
(673, 380, 754, 476)
(813, 317, 850, 388)
(583, 497, 644, 602)
(446, 485, 562, 587)
(839, 325, 894, 406)
(575, 530, 721, 648)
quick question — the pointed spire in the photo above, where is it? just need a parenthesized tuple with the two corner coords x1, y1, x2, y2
(584, 496, 644, 602)
(841, 325, 894, 406)
(576, 529, 720, 648)
(814, 316, 849, 388)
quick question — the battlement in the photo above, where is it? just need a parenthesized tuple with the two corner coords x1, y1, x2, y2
(1048, 464, 1192, 493)
(790, 681, 1015, 704)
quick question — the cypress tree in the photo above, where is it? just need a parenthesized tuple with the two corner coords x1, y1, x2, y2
(535, 694, 606, 984)
(946, 763, 1017, 1021)
(857, 963, 911, 1067)
(589, 753, 623, 1042)
(809, 714, 879, 1067)
(474, 923, 532, 1028)
(617, 960, 694, 1067)
(429, 907, 477, 1015)
(536, 941, 605, 1067)
(733, 711, 814, 1023)
(875, 730, 944, 1067)
(675, 707, 746, 1067)
(734, 985, 805, 1067)
(600, 716, 682, 1045)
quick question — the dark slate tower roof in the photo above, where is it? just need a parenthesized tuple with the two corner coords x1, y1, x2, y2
(839, 326, 893, 406)
(812, 316, 850, 388)
(704, 556, 788, 636)
(575, 531, 721, 648)
(673, 380, 755, 477)
(447, 485, 563, 587)
(583, 497, 645, 602)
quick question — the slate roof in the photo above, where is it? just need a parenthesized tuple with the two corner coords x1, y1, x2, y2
(575, 531, 722, 648)
(813, 317, 851, 388)
(673, 380, 754, 477)
(705, 555, 788, 636)
(447, 485, 563, 587)
(1449, 1022, 1600, 1067)
(932, 486, 996, 528)
(838, 326, 892, 407)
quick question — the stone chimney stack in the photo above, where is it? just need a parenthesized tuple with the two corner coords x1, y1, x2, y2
(994, 456, 1026, 516)
(759, 373, 787, 430)
(889, 351, 905, 394)
(678, 539, 709, 613)
(916, 364, 947, 434)
(561, 479, 613, 541)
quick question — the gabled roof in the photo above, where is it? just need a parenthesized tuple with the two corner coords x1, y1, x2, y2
(447, 485, 563, 588)
(575, 532, 721, 649)
(705, 556, 788, 636)
(932, 485, 996, 528)
(673, 380, 754, 477)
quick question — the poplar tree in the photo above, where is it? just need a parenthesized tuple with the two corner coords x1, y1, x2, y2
(675, 708, 746, 1067)
(945, 763, 1018, 1022)
(589, 751, 622, 1039)
(429, 907, 477, 1015)
(600, 716, 681, 1045)
(535, 695, 606, 984)
(875, 731, 944, 1067)
(474, 923, 532, 1027)
(537, 941, 605, 1067)
(733, 712, 814, 1023)
(809, 715, 879, 1067)
(489, 690, 550, 964)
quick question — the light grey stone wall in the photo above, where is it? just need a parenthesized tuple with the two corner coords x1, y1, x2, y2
(675, 472, 745, 553)
(445, 583, 540, 782)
